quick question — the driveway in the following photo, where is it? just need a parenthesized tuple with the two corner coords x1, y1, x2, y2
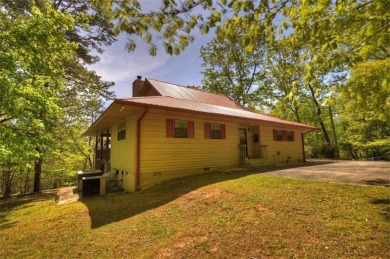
(261, 160, 390, 187)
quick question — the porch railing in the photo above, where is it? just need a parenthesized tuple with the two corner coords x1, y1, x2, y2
(96, 148, 110, 161)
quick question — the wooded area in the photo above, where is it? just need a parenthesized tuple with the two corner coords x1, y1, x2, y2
(1, 0, 389, 197)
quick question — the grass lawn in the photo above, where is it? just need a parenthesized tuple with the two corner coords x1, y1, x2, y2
(1, 171, 389, 258)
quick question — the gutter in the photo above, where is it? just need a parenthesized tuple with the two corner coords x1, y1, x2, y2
(136, 108, 149, 190)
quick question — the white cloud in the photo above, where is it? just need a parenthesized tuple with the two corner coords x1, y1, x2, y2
(89, 41, 170, 83)
(88, 28, 216, 98)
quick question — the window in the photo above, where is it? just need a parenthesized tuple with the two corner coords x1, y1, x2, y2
(117, 121, 126, 140)
(287, 131, 295, 141)
(274, 130, 283, 141)
(166, 119, 194, 138)
(211, 123, 221, 139)
(273, 129, 295, 142)
(204, 123, 226, 139)
(174, 120, 188, 138)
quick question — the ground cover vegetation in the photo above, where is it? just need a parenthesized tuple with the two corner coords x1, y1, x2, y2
(1, 173, 389, 257)
(1, 0, 389, 197)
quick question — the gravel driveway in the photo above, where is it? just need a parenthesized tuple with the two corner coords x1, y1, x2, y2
(261, 160, 390, 187)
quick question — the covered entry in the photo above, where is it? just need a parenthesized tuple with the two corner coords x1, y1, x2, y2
(239, 125, 268, 161)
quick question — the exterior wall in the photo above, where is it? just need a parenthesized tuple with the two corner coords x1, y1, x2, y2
(110, 114, 137, 192)
(245, 127, 253, 158)
(107, 108, 305, 192)
(139, 109, 240, 189)
(259, 125, 304, 162)
(250, 126, 261, 159)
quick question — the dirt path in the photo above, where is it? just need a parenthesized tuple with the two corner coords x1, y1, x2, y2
(261, 160, 390, 186)
(56, 186, 79, 205)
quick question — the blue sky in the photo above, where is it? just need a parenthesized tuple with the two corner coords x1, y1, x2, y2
(89, 32, 213, 99)
(89, 1, 216, 99)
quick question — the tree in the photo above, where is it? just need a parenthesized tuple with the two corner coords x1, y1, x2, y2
(0, 1, 79, 194)
(337, 59, 390, 160)
(200, 25, 267, 106)
(264, 41, 307, 123)
(0, 0, 118, 193)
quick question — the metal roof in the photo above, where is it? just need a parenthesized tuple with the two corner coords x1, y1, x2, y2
(115, 96, 316, 131)
(146, 78, 247, 110)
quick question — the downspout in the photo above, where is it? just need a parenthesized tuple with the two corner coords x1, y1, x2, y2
(136, 108, 149, 190)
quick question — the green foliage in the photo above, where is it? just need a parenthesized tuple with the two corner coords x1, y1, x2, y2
(334, 58, 390, 160)
(343, 59, 390, 123)
(200, 24, 267, 106)
(0, 1, 108, 195)
(197, 0, 389, 159)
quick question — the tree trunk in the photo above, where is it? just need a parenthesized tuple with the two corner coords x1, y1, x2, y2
(294, 106, 301, 123)
(308, 84, 331, 145)
(328, 106, 340, 158)
(33, 158, 42, 193)
(2, 163, 15, 198)
(24, 170, 30, 194)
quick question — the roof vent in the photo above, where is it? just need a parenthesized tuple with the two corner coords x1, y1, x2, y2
(137, 75, 142, 80)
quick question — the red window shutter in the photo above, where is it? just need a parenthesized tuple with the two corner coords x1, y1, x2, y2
(166, 119, 174, 138)
(291, 131, 295, 141)
(221, 124, 226, 139)
(188, 121, 194, 138)
(273, 129, 276, 141)
(282, 130, 288, 141)
(204, 123, 211, 139)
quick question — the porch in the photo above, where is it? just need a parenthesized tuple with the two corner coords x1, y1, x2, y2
(238, 125, 268, 161)
(239, 144, 275, 168)
(94, 132, 111, 173)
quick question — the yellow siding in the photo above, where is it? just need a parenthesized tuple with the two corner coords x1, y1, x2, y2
(139, 109, 239, 189)
(110, 114, 136, 192)
(250, 126, 261, 159)
(107, 108, 306, 191)
(259, 125, 304, 162)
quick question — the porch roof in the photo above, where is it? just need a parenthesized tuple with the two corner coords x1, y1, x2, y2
(84, 96, 317, 136)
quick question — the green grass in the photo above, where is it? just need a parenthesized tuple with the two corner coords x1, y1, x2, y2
(1, 171, 389, 258)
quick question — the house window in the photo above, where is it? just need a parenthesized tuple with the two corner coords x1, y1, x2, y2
(273, 129, 283, 141)
(211, 123, 221, 139)
(174, 120, 188, 138)
(204, 123, 226, 139)
(287, 131, 295, 141)
(273, 129, 295, 142)
(166, 119, 194, 138)
(117, 121, 126, 140)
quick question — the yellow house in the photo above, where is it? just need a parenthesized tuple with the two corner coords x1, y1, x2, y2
(84, 77, 316, 192)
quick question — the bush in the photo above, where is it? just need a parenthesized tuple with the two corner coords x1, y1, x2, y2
(306, 144, 338, 159)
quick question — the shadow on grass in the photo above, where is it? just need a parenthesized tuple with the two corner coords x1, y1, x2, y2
(0, 193, 55, 230)
(79, 160, 345, 229)
(80, 170, 255, 229)
(361, 178, 390, 187)
(371, 198, 390, 221)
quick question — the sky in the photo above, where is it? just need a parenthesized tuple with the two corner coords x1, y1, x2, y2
(89, 2, 216, 99)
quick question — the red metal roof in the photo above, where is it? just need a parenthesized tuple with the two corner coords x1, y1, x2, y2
(115, 96, 316, 130)
(146, 78, 247, 110)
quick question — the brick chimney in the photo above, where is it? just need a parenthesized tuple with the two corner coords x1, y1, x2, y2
(132, 76, 144, 97)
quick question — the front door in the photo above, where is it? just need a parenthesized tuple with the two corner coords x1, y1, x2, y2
(239, 128, 248, 158)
